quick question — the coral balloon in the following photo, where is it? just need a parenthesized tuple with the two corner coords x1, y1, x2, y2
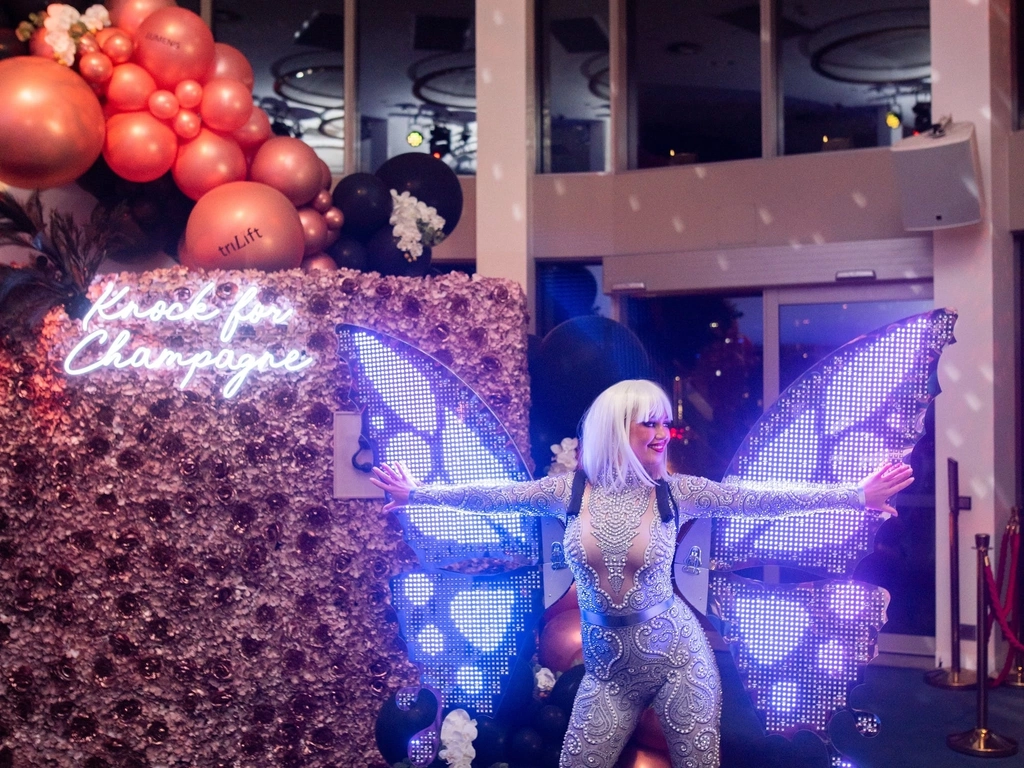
(148, 89, 179, 119)
(181, 181, 304, 271)
(133, 7, 215, 90)
(0, 57, 105, 189)
(101, 30, 134, 64)
(231, 106, 271, 152)
(77, 34, 100, 55)
(199, 77, 252, 132)
(298, 208, 330, 257)
(301, 253, 338, 272)
(538, 610, 583, 673)
(323, 206, 344, 230)
(318, 158, 332, 190)
(28, 27, 54, 59)
(249, 137, 323, 206)
(311, 189, 332, 213)
(107, 63, 157, 112)
(94, 28, 120, 47)
(173, 128, 246, 200)
(108, 0, 176, 37)
(78, 52, 114, 84)
(174, 79, 203, 109)
(207, 42, 254, 90)
(103, 111, 177, 183)
(616, 745, 671, 768)
(173, 109, 200, 139)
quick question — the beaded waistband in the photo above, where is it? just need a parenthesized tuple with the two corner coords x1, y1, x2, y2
(580, 597, 675, 628)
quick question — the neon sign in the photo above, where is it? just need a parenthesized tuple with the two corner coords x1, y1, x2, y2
(63, 281, 314, 398)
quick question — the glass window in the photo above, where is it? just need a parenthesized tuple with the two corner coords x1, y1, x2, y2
(781, 1, 931, 155)
(537, 0, 610, 173)
(627, 0, 762, 167)
(358, 0, 476, 175)
(535, 263, 612, 337)
(625, 295, 764, 481)
(212, 0, 345, 172)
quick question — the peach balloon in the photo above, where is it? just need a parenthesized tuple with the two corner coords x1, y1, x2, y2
(538, 609, 583, 673)
(0, 57, 105, 189)
(181, 181, 305, 271)
(199, 77, 252, 132)
(311, 189, 332, 213)
(616, 745, 671, 768)
(232, 106, 271, 152)
(173, 109, 201, 139)
(173, 128, 246, 200)
(107, 63, 156, 111)
(77, 34, 100, 55)
(108, 0, 177, 37)
(249, 136, 323, 206)
(28, 27, 54, 59)
(323, 206, 344, 230)
(543, 583, 579, 622)
(133, 7, 215, 90)
(301, 253, 339, 272)
(101, 30, 134, 64)
(298, 208, 330, 257)
(94, 28, 121, 47)
(318, 158, 332, 190)
(103, 111, 177, 183)
(207, 42, 254, 90)
(148, 89, 179, 119)
(174, 78, 203, 109)
(79, 52, 114, 84)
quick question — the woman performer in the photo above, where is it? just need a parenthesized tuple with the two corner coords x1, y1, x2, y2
(371, 379, 912, 768)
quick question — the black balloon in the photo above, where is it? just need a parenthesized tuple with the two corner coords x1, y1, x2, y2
(473, 716, 508, 767)
(548, 664, 586, 713)
(327, 235, 369, 271)
(331, 172, 393, 241)
(508, 727, 545, 765)
(533, 704, 569, 744)
(364, 225, 431, 278)
(375, 152, 463, 235)
(374, 688, 439, 765)
(541, 743, 563, 768)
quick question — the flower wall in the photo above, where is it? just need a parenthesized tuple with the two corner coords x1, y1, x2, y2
(0, 266, 531, 768)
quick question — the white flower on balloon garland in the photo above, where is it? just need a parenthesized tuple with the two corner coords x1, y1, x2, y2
(534, 666, 556, 697)
(547, 437, 579, 476)
(17, 4, 110, 66)
(389, 189, 447, 262)
(438, 708, 478, 768)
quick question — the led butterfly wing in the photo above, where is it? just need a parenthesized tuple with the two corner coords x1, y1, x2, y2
(713, 308, 957, 576)
(336, 325, 549, 720)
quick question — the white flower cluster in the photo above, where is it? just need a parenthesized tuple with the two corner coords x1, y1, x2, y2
(534, 666, 556, 696)
(438, 709, 477, 768)
(547, 437, 579, 476)
(389, 189, 447, 262)
(31, 3, 109, 65)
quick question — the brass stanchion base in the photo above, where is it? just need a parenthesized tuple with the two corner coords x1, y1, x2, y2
(1004, 664, 1024, 688)
(925, 667, 978, 689)
(947, 728, 1018, 757)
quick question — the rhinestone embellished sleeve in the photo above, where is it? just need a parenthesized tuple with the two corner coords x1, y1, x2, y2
(668, 475, 864, 519)
(407, 473, 572, 518)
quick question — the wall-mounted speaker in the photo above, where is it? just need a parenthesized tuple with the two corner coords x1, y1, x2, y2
(891, 121, 983, 230)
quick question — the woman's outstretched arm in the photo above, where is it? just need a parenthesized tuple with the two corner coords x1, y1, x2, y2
(667, 462, 914, 520)
(370, 461, 573, 517)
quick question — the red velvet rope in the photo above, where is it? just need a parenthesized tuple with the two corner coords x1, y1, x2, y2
(983, 527, 1021, 687)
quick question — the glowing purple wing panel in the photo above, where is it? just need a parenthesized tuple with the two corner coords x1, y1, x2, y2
(713, 309, 957, 576)
(709, 575, 888, 733)
(336, 324, 539, 567)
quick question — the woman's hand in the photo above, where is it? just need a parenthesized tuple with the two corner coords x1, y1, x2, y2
(859, 462, 914, 515)
(370, 461, 421, 512)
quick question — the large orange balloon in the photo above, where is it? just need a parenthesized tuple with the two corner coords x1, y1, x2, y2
(133, 7, 215, 90)
(104, 111, 178, 183)
(181, 181, 304, 271)
(108, 0, 176, 37)
(199, 77, 252, 132)
(106, 63, 157, 111)
(249, 136, 323, 207)
(232, 106, 271, 152)
(206, 43, 254, 90)
(538, 609, 583, 673)
(173, 128, 246, 200)
(0, 57, 105, 189)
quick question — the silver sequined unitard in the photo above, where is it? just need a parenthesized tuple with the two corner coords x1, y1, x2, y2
(409, 472, 864, 768)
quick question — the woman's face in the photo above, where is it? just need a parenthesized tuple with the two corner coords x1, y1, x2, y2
(629, 414, 670, 478)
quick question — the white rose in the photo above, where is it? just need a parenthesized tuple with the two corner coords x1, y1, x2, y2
(81, 5, 110, 32)
(535, 667, 556, 693)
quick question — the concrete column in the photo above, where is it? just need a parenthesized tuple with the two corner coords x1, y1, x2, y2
(475, 0, 535, 306)
(931, 0, 1016, 670)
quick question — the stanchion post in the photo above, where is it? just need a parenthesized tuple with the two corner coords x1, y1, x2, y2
(947, 534, 1018, 757)
(1005, 508, 1024, 688)
(927, 458, 977, 689)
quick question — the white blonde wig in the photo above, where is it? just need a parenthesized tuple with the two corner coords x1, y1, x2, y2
(580, 379, 672, 490)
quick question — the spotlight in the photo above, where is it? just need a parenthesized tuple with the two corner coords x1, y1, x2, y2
(885, 107, 902, 130)
(912, 102, 931, 133)
(429, 126, 451, 159)
(407, 130, 424, 148)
